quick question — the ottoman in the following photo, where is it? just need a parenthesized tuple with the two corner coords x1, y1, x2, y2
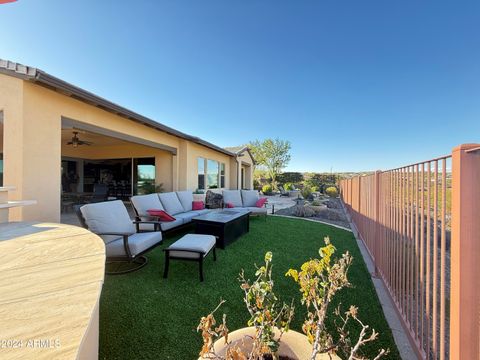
(163, 234, 217, 282)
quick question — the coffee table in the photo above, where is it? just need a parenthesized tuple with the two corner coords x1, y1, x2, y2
(192, 209, 251, 249)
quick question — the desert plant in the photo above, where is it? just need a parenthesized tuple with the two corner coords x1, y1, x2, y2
(262, 184, 273, 195)
(325, 186, 338, 198)
(286, 237, 387, 360)
(283, 182, 294, 191)
(198, 240, 388, 360)
(311, 186, 319, 193)
(198, 252, 294, 359)
(301, 185, 312, 200)
(310, 200, 321, 206)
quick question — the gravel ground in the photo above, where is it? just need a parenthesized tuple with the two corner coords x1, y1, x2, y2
(275, 197, 351, 229)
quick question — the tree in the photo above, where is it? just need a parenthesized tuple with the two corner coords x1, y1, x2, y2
(249, 138, 291, 190)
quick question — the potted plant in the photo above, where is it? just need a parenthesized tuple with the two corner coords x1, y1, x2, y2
(197, 237, 388, 360)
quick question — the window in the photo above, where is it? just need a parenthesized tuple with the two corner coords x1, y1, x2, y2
(220, 163, 225, 188)
(197, 158, 226, 190)
(207, 160, 219, 189)
(198, 157, 205, 190)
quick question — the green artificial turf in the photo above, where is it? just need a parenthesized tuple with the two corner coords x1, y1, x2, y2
(99, 216, 400, 359)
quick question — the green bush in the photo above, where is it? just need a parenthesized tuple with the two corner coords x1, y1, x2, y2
(301, 185, 312, 200)
(311, 200, 321, 206)
(311, 186, 319, 192)
(262, 184, 273, 195)
(325, 186, 338, 198)
(284, 182, 294, 191)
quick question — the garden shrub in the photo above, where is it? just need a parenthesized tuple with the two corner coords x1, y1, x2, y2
(262, 184, 273, 195)
(283, 182, 294, 191)
(301, 185, 312, 200)
(325, 186, 338, 197)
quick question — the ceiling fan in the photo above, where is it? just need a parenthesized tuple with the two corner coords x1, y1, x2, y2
(67, 131, 93, 147)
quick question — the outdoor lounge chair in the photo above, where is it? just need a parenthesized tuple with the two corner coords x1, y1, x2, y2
(76, 200, 163, 274)
(279, 186, 290, 197)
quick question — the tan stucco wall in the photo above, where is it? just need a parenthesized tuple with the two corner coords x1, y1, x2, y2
(0, 74, 240, 222)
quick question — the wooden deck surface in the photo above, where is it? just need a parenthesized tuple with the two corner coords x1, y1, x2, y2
(0, 222, 105, 359)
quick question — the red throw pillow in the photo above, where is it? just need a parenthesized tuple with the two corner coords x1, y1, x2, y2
(147, 209, 176, 222)
(225, 202, 235, 208)
(256, 198, 268, 208)
(192, 201, 205, 210)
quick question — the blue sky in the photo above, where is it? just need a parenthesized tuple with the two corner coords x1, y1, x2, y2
(1, 0, 479, 172)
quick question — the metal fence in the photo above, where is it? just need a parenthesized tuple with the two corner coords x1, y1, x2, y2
(339, 144, 480, 360)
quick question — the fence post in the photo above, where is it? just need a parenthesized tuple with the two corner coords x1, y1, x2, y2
(450, 144, 480, 360)
(373, 170, 381, 276)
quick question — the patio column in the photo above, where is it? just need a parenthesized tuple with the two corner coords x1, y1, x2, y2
(236, 159, 242, 190)
(3, 80, 61, 222)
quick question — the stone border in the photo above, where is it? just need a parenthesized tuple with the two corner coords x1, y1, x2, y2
(270, 214, 352, 232)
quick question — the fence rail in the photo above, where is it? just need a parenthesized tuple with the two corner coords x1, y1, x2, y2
(339, 144, 480, 360)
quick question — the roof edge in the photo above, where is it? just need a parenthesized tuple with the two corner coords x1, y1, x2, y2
(0, 58, 235, 157)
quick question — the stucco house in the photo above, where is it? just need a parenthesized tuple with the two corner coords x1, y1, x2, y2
(0, 59, 254, 223)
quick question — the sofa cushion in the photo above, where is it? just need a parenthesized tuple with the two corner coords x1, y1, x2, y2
(223, 190, 243, 208)
(176, 190, 194, 212)
(80, 200, 135, 244)
(160, 218, 184, 231)
(106, 231, 162, 257)
(159, 192, 185, 215)
(241, 190, 260, 207)
(131, 194, 164, 217)
(175, 211, 200, 224)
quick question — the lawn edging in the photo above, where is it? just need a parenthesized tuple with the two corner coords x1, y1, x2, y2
(270, 213, 353, 232)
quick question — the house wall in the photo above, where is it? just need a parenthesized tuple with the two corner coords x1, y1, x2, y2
(0, 75, 240, 222)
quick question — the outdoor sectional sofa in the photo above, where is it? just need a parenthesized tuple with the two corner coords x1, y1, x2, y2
(222, 190, 268, 217)
(130, 191, 211, 233)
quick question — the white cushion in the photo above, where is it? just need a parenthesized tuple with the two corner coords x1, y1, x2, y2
(160, 218, 184, 231)
(80, 200, 135, 244)
(175, 211, 201, 224)
(167, 234, 216, 259)
(159, 192, 185, 215)
(176, 190, 194, 212)
(106, 231, 162, 257)
(241, 190, 259, 207)
(222, 190, 243, 207)
(130, 194, 164, 217)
